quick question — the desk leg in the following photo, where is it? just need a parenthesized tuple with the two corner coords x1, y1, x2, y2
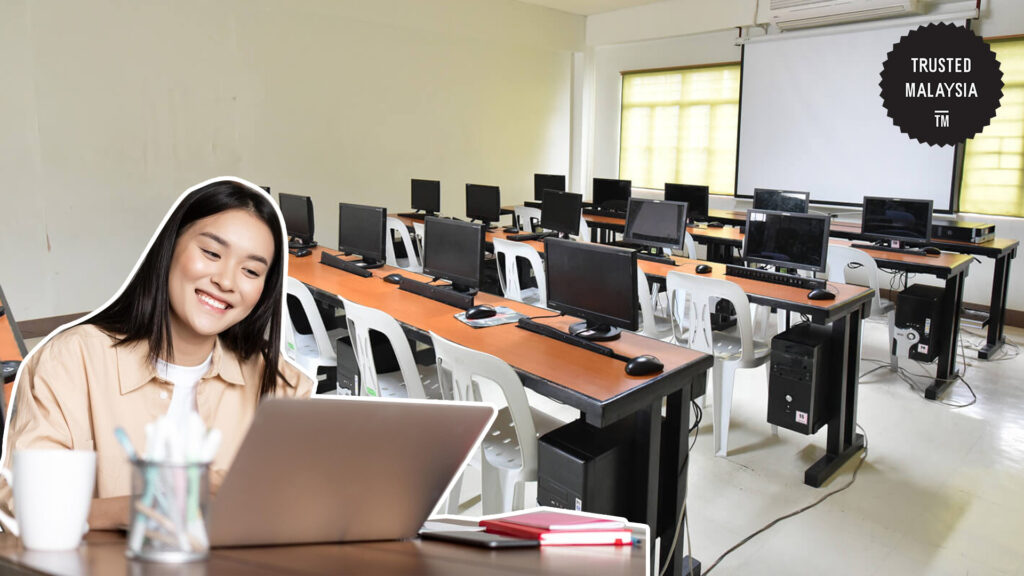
(805, 309, 866, 487)
(659, 382, 703, 576)
(927, 272, 965, 399)
(979, 251, 1012, 359)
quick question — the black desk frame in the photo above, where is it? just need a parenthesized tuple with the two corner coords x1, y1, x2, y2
(305, 284, 710, 576)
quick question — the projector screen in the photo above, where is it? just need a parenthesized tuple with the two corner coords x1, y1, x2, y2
(736, 21, 960, 211)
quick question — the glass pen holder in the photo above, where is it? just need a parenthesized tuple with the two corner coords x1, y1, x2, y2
(126, 459, 210, 563)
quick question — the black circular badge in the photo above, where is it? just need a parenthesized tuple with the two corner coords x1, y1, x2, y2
(879, 23, 1003, 147)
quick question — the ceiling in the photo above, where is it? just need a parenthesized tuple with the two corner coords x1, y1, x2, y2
(514, 0, 667, 16)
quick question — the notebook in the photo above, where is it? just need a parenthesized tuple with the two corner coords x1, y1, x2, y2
(480, 509, 631, 546)
(207, 396, 495, 547)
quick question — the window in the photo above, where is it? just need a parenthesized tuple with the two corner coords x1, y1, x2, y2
(619, 64, 741, 195)
(960, 38, 1024, 217)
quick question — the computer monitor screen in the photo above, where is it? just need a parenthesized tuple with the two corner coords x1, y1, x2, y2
(338, 203, 387, 267)
(279, 193, 315, 247)
(623, 198, 688, 251)
(411, 179, 441, 214)
(422, 216, 485, 292)
(860, 197, 933, 244)
(465, 184, 501, 226)
(664, 183, 709, 222)
(544, 238, 638, 341)
(592, 178, 631, 211)
(753, 188, 810, 214)
(540, 190, 582, 237)
(534, 174, 566, 201)
(743, 210, 830, 273)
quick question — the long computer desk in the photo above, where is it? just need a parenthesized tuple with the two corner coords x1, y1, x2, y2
(476, 230, 875, 487)
(290, 247, 711, 576)
(0, 530, 647, 575)
(830, 220, 1019, 360)
(579, 211, 1016, 361)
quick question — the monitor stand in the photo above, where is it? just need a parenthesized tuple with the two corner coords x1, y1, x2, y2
(289, 238, 318, 250)
(569, 320, 621, 342)
(472, 218, 497, 231)
(344, 254, 385, 270)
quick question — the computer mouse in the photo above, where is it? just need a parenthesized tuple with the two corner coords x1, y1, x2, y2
(625, 355, 663, 377)
(807, 288, 836, 301)
(707, 221, 724, 228)
(922, 246, 941, 256)
(695, 264, 713, 274)
(465, 305, 497, 320)
(383, 273, 404, 285)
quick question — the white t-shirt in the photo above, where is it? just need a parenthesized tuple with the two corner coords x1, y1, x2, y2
(156, 353, 213, 424)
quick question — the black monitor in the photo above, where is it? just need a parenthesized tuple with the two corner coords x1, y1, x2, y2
(623, 198, 688, 253)
(279, 193, 315, 248)
(540, 190, 582, 237)
(664, 183, 709, 222)
(544, 238, 638, 341)
(743, 210, 830, 273)
(411, 179, 441, 215)
(753, 188, 810, 214)
(465, 184, 501, 229)
(860, 197, 933, 245)
(592, 178, 631, 211)
(534, 174, 566, 201)
(422, 216, 485, 293)
(337, 203, 387, 268)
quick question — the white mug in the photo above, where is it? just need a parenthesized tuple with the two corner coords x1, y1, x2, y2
(0, 449, 96, 551)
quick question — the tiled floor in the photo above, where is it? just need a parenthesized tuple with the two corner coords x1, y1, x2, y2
(459, 320, 1024, 575)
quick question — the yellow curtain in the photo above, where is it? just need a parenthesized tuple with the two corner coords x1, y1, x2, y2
(619, 64, 741, 196)
(961, 39, 1024, 217)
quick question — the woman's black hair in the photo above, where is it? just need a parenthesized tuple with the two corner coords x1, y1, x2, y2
(89, 180, 288, 399)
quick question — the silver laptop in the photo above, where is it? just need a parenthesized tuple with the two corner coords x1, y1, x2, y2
(208, 396, 496, 547)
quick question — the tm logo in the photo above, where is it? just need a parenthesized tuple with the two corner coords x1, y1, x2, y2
(934, 110, 950, 127)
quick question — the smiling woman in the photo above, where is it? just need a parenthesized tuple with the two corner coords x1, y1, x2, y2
(0, 178, 313, 530)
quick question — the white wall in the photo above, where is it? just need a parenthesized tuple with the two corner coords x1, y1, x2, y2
(583, 0, 1024, 313)
(0, 0, 584, 320)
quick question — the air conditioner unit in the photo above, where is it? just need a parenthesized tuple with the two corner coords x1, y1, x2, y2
(770, 0, 923, 30)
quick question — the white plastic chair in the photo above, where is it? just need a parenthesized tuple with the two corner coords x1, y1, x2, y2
(651, 232, 697, 314)
(341, 298, 440, 400)
(576, 216, 591, 242)
(667, 272, 773, 457)
(385, 217, 422, 273)
(412, 221, 425, 258)
(285, 277, 339, 385)
(492, 237, 546, 308)
(637, 271, 674, 341)
(514, 206, 542, 232)
(827, 244, 897, 369)
(430, 332, 565, 515)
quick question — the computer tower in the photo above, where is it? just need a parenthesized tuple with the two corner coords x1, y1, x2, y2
(537, 417, 632, 517)
(768, 323, 832, 435)
(896, 284, 945, 363)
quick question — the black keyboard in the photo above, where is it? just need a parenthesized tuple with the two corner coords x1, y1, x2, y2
(582, 207, 626, 218)
(396, 212, 430, 221)
(319, 252, 373, 277)
(849, 243, 928, 256)
(725, 264, 825, 290)
(398, 277, 475, 310)
(516, 318, 625, 361)
(637, 252, 677, 266)
(506, 232, 556, 242)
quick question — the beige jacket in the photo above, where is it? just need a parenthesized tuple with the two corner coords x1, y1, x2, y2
(0, 323, 313, 512)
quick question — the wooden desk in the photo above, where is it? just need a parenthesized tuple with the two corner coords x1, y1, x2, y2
(830, 240, 973, 399)
(0, 530, 647, 575)
(289, 248, 711, 576)
(639, 256, 874, 487)
(0, 284, 28, 412)
(831, 220, 1019, 360)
